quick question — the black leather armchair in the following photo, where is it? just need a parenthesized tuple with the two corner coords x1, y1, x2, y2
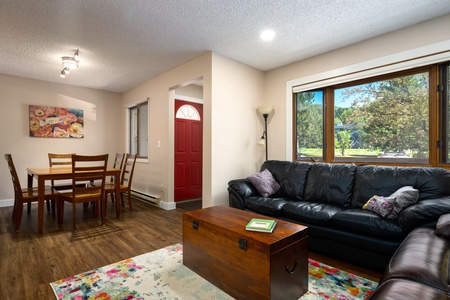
(368, 214, 450, 299)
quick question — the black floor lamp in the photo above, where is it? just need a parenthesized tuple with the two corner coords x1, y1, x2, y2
(257, 106, 274, 161)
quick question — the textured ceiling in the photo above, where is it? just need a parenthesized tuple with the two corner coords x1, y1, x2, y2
(1, 0, 449, 93)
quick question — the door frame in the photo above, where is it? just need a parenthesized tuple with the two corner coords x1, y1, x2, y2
(174, 99, 203, 202)
(168, 79, 203, 209)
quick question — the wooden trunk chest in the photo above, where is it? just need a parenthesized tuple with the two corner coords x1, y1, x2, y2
(183, 206, 308, 300)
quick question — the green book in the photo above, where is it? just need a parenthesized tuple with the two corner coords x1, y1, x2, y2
(245, 218, 277, 233)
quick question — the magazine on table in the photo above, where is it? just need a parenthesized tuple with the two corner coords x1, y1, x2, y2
(245, 218, 277, 233)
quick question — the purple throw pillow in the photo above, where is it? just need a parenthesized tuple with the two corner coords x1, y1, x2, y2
(362, 195, 396, 217)
(246, 169, 281, 197)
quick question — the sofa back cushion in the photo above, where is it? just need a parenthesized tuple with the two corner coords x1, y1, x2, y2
(416, 167, 450, 200)
(303, 163, 356, 207)
(260, 160, 311, 201)
(351, 165, 421, 207)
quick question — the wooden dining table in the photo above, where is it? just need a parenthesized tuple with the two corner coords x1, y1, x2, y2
(27, 166, 121, 234)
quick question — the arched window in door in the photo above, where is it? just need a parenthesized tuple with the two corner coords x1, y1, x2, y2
(176, 104, 201, 121)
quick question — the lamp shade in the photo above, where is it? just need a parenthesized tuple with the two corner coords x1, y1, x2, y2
(257, 105, 274, 115)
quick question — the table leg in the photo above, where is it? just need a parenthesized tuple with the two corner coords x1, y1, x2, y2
(115, 171, 120, 219)
(38, 177, 45, 234)
(27, 173, 33, 213)
(27, 173, 33, 188)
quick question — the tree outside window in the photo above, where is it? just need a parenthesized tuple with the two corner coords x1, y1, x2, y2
(335, 72, 429, 162)
(295, 91, 323, 160)
(295, 70, 431, 164)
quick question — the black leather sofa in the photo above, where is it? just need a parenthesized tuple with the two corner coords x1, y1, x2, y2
(368, 214, 450, 299)
(228, 160, 450, 271)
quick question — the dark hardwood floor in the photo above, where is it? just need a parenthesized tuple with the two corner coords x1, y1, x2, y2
(0, 200, 381, 300)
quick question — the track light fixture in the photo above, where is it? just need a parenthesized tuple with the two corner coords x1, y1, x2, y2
(60, 49, 80, 78)
(74, 49, 80, 62)
(62, 56, 78, 69)
(60, 67, 70, 78)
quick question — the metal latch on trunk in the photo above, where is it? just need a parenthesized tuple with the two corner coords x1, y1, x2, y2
(192, 220, 199, 230)
(239, 238, 248, 251)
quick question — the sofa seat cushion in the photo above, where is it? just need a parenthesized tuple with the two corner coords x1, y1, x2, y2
(332, 209, 405, 240)
(281, 201, 344, 225)
(244, 197, 289, 216)
(381, 227, 450, 293)
(368, 278, 450, 300)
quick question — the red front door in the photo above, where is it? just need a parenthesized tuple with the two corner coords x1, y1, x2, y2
(174, 100, 203, 201)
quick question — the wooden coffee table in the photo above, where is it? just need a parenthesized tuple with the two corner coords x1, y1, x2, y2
(183, 206, 308, 300)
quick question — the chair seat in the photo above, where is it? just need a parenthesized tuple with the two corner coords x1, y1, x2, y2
(104, 182, 127, 192)
(22, 185, 56, 197)
(53, 182, 87, 191)
(60, 191, 102, 201)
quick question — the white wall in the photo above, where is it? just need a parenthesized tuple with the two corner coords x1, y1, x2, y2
(0, 74, 122, 206)
(265, 14, 450, 161)
(209, 53, 265, 206)
(121, 53, 212, 209)
(121, 52, 265, 209)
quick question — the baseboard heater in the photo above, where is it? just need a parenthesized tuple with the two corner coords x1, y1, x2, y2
(131, 190, 161, 206)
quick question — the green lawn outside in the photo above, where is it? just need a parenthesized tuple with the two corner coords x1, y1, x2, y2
(299, 148, 380, 157)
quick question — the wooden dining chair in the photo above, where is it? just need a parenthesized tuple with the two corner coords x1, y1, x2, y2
(105, 153, 137, 211)
(110, 153, 125, 184)
(48, 153, 75, 190)
(48, 153, 74, 167)
(49, 152, 89, 189)
(91, 153, 124, 201)
(5, 154, 59, 231)
(58, 154, 108, 231)
(47, 153, 76, 213)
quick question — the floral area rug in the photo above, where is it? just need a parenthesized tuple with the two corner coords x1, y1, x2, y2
(50, 243, 377, 300)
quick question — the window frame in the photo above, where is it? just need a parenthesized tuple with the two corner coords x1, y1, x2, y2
(293, 64, 445, 167)
(440, 62, 450, 163)
(128, 100, 149, 159)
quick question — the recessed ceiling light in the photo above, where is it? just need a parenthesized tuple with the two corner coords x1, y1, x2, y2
(260, 29, 275, 41)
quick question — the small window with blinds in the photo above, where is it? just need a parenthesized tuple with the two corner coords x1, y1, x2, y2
(129, 101, 148, 158)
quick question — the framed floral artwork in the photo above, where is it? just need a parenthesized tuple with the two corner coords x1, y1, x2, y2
(29, 105, 84, 138)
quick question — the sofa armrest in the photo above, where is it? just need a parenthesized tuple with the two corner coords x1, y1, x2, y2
(227, 179, 259, 209)
(398, 196, 450, 232)
(436, 213, 450, 238)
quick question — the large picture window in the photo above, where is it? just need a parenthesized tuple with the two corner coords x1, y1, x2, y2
(129, 101, 148, 158)
(294, 63, 449, 167)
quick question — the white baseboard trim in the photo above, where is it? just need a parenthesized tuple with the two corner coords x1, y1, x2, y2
(0, 199, 14, 207)
(0, 197, 178, 210)
(130, 190, 175, 210)
(159, 200, 176, 210)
